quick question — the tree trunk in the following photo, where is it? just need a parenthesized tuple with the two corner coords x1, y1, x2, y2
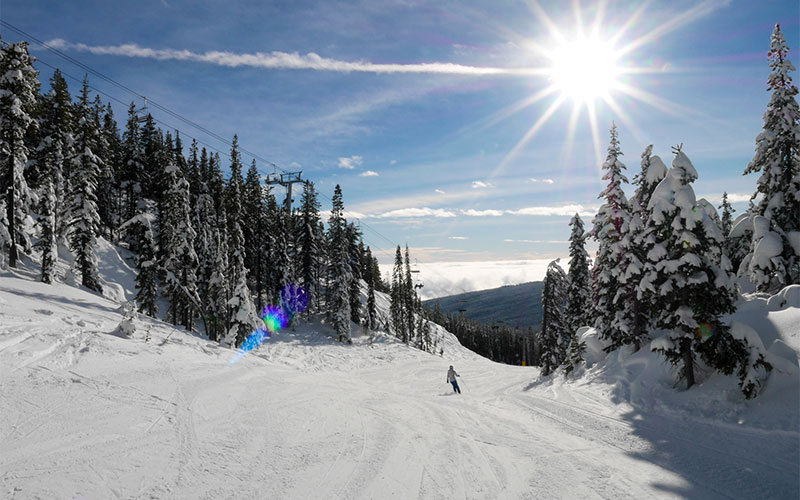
(681, 337, 695, 388)
(7, 139, 18, 268)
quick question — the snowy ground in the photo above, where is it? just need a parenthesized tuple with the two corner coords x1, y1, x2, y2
(1, 253, 798, 499)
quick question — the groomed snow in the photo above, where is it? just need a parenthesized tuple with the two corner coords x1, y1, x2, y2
(1, 254, 798, 499)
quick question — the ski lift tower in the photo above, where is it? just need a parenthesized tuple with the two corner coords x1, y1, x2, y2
(266, 170, 304, 213)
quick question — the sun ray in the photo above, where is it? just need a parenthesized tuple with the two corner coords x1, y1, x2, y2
(617, 0, 728, 58)
(572, 0, 585, 37)
(586, 101, 603, 168)
(589, 0, 608, 39)
(562, 101, 583, 170)
(602, 93, 646, 145)
(613, 81, 699, 117)
(525, 0, 566, 45)
(476, 84, 559, 133)
(609, 1, 649, 47)
(493, 94, 567, 177)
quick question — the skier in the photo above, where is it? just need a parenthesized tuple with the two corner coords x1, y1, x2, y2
(446, 365, 461, 394)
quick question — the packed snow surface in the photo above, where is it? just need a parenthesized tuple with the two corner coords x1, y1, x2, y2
(1, 267, 798, 499)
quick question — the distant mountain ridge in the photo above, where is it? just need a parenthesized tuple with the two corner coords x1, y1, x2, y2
(423, 281, 544, 330)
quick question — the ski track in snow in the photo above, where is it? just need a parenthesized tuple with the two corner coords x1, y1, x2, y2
(1, 274, 798, 499)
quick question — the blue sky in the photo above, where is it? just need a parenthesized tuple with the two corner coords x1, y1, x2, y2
(2, 0, 798, 296)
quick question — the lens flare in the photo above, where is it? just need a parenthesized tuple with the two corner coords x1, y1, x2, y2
(228, 284, 309, 365)
(695, 323, 713, 339)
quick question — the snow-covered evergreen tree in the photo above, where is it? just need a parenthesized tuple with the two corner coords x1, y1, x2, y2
(644, 148, 759, 394)
(591, 124, 631, 346)
(563, 332, 587, 376)
(120, 214, 158, 317)
(347, 223, 362, 325)
(538, 260, 567, 376)
(35, 69, 74, 244)
(719, 192, 735, 239)
(0, 41, 39, 268)
(206, 225, 229, 342)
(120, 102, 145, 224)
(67, 77, 103, 293)
(297, 180, 322, 316)
(161, 163, 200, 330)
(224, 218, 258, 348)
(390, 245, 407, 342)
(36, 177, 57, 283)
(564, 214, 591, 335)
(326, 184, 352, 342)
(365, 246, 378, 330)
(742, 24, 800, 289)
(243, 159, 264, 307)
(404, 244, 417, 342)
(616, 146, 667, 350)
(192, 158, 217, 305)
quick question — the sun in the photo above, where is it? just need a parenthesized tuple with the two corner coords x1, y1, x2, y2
(549, 36, 620, 103)
(484, 1, 712, 176)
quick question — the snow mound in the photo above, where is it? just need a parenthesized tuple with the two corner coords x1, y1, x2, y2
(766, 284, 800, 310)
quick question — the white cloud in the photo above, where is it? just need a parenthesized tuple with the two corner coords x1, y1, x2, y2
(471, 181, 493, 189)
(376, 207, 457, 219)
(435, 189, 446, 195)
(359, 170, 379, 177)
(530, 178, 555, 184)
(379, 259, 565, 299)
(508, 204, 597, 217)
(448, 236, 469, 240)
(390, 160, 397, 165)
(319, 209, 368, 220)
(338, 155, 363, 169)
(47, 39, 547, 75)
(698, 192, 751, 204)
(461, 209, 504, 217)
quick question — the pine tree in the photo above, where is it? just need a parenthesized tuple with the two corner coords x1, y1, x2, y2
(224, 218, 258, 347)
(591, 124, 631, 346)
(35, 69, 74, 244)
(67, 77, 103, 293)
(192, 164, 216, 305)
(404, 244, 417, 342)
(120, 214, 158, 317)
(564, 214, 591, 335)
(538, 260, 567, 376)
(563, 332, 587, 375)
(120, 102, 146, 224)
(139, 114, 161, 206)
(243, 160, 266, 311)
(326, 184, 352, 342)
(643, 148, 756, 393)
(297, 181, 322, 316)
(365, 246, 378, 330)
(161, 162, 200, 330)
(36, 177, 57, 283)
(0, 41, 39, 268)
(92, 96, 116, 239)
(719, 192, 735, 239)
(206, 225, 229, 342)
(347, 223, 363, 325)
(742, 24, 800, 289)
(390, 245, 407, 342)
(617, 145, 667, 350)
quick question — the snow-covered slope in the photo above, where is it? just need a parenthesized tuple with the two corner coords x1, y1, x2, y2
(1, 248, 798, 499)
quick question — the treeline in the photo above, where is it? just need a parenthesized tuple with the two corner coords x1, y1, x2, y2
(536, 25, 799, 398)
(0, 39, 438, 353)
(425, 301, 535, 365)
